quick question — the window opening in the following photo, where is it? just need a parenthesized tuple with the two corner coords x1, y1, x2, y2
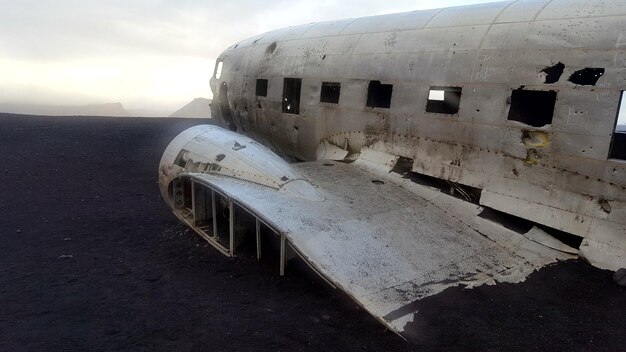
(426, 87, 462, 114)
(214, 60, 223, 79)
(256, 79, 268, 97)
(366, 81, 393, 109)
(320, 82, 341, 104)
(609, 91, 626, 160)
(282, 78, 302, 114)
(507, 89, 556, 127)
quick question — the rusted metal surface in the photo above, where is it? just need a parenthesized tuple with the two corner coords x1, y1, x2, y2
(204, 0, 626, 271)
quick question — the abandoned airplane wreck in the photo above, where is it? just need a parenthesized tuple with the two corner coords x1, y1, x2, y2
(159, 0, 626, 339)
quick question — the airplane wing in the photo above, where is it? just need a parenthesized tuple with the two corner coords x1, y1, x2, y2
(159, 125, 574, 338)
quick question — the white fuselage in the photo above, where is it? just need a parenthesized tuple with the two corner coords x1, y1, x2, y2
(209, 0, 625, 267)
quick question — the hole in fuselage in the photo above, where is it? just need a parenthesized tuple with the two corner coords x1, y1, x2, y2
(507, 89, 556, 127)
(426, 86, 462, 114)
(366, 81, 393, 109)
(478, 207, 583, 249)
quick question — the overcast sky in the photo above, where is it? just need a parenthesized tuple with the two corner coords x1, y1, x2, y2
(0, 0, 504, 115)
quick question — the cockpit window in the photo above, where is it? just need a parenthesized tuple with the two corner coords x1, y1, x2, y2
(214, 60, 224, 79)
(609, 91, 626, 160)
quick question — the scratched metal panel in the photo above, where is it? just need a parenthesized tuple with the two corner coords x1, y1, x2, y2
(480, 22, 534, 49)
(525, 18, 626, 50)
(280, 35, 362, 58)
(406, 123, 526, 163)
(553, 131, 612, 160)
(390, 81, 428, 117)
(589, 218, 626, 250)
(352, 26, 489, 55)
(345, 51, 477, 83)
(455, 85, 509, 125)
(300, 18, 355, 38)
(555, 155, 626, 196)
(494, 0, 551, 23)
(262, 77, 284, 102)
(536, 0, 626, 20)
(470, 50, 557, 84)
(322, 107, 370, 135)
(552, 89, 621, 136)
(343, 54, 404, 81)
(411, 148, 503, 188)
(411, 117, 475, 146)
(340, 10, 441, 35)
(474, 124, 529, 158)
(326, 79, 368, 111)
(402, 51, 478, 82)
(424, 1, 509, 28)
(482, 18, 626, 51)
(606, 67, 626, 88)
(315, 55, 353, 81)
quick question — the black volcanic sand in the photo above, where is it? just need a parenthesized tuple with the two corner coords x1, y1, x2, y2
(0, 113, 624, 352)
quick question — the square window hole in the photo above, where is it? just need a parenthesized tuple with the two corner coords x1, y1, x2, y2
(507, 89, 556, 127)
(256, 79, 268, 97)
(320, 82, 341, 104)
(366, 81, 393, 109)
(426, 87, 462, 114)
(282, 78, 302, 114)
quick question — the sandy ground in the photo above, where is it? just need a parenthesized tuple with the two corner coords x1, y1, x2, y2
(0, 113, 624, 352)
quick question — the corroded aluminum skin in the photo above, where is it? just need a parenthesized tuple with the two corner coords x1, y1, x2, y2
(208, 0, 626, 270)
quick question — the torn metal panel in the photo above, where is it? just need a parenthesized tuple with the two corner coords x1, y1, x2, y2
(315, 140, 348, 161)
(524, 227, 578, 254)
(580, 238, 626, 271)
(353, 148, 399, 173)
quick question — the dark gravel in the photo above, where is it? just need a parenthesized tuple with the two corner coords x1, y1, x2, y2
(0, 113, 624, 352)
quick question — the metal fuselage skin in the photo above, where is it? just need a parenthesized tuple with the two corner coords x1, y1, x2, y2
(209, 0, 626, 269)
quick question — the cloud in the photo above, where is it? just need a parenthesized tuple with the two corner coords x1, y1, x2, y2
(0, 0, 500, 114)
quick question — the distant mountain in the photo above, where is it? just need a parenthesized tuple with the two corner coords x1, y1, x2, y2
(170, 98, 212, 118)
(0, 102, 128, 117)
(126, 108, 169, 117)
